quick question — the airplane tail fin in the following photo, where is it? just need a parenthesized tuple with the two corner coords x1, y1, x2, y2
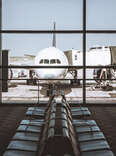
(52, 22, 56, 47)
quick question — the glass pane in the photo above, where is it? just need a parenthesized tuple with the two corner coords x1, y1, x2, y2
(3, 0, 82, 30)
(87, 0, 116, 30)
(2, 34, 82, 56)
(86, 34, 116, 104)
(87, 34, 116, 52)
(2, 34, 82, 103)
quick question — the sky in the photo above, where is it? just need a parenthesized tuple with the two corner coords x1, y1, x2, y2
(2, 0, 116, 56)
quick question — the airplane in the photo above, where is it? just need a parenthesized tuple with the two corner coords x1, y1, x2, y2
(9, 22, 69, 94)
(34, 22, 68, 81)
(9, 23, 116, 92)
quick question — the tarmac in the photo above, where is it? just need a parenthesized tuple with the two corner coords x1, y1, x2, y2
(2, 82, 116, 103)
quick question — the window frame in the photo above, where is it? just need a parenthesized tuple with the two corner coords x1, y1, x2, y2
(0, 0, 116, 105)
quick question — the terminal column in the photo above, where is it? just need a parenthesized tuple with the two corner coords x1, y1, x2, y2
(0, 0, 2, 103)
(2, 50, 9, 92)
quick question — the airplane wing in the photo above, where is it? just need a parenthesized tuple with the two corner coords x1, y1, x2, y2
(24, 54, 35, 58)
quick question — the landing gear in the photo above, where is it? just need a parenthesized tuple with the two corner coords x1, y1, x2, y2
(93, 68, 113, 91)
(46, 84, 54, 96)
(70, 69, 80, 86)
(27, 70, 37, 85)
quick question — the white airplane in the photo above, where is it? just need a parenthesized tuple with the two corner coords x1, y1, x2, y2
(35, 47, 68, 79)
(34, 22, 68, 80)
(10, 22, 116, 90)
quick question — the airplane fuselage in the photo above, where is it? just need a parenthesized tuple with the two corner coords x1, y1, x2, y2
(35, 47, 69, 80)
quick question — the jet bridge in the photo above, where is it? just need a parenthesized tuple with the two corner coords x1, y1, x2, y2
(110, 46, 116, 65)
(64, 50, 80, 86)
(92, 46, 116, 90)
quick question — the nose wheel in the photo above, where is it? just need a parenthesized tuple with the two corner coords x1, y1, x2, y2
(46, 84, 54, 96)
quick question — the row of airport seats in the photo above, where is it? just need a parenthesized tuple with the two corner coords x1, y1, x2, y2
(4, 96, 114, 156)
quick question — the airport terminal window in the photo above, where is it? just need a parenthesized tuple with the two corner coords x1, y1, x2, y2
(0, 0, 116, 105)
(90, 47, 100, 50)
(97, 47, 102, 49)
(75, 55, 77, 60)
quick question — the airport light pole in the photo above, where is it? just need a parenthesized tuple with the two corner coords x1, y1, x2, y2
(0, 0, 2, 103)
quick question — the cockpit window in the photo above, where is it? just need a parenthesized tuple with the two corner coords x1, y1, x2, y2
(44, 59, 49, 64)
(57, 59, 61, 64)
(40, 59, 61, 64)
(39, 59, 43, 64)
(50, 59, 56, 64)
